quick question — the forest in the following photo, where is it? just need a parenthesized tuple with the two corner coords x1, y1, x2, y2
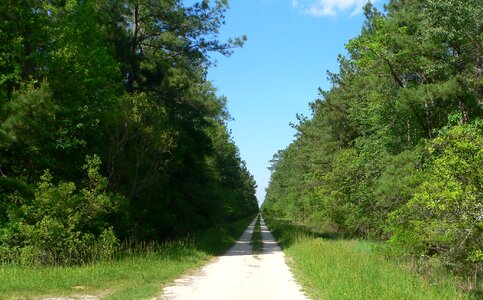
(262, 0, 482, 285)
(0, 0, 258, 265)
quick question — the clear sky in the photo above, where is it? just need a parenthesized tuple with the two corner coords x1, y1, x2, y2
(206, 0, 387, 204)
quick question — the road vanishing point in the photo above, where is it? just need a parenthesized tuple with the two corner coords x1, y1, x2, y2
(162, 216, 309, 300)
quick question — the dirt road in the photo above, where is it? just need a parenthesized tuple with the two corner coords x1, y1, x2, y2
(162, 216, 309, 300)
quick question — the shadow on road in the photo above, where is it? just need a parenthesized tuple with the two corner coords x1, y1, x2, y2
(222, 217, 281, 256)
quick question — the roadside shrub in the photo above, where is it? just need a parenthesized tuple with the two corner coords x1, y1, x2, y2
(389, 123, 483, 278)
(0, 155, 120, 265)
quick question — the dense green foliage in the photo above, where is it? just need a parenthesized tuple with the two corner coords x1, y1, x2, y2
(262, 0, 482, 292)
(0, 0, 258, 265)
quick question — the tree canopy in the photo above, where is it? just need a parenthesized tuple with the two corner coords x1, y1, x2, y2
(0, 0, 258, 265)
(262, 0, 482, 281)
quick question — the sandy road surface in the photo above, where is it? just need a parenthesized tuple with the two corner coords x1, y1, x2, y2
(161, 216, 309, 300)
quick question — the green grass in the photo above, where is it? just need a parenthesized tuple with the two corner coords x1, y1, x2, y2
(265, 217, 467, 300)
(0, 216, 255, 300)
(251, 214, 263, 254)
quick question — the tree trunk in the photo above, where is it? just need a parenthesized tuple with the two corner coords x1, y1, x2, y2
(459, 96, 469, 124)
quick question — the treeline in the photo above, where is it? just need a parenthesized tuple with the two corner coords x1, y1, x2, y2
(0, 0, 258, 265)
(262, 0, 481, 282)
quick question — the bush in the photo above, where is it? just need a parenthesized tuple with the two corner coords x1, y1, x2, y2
(389, 123, 483, 277)
(0, 155, 120, 265)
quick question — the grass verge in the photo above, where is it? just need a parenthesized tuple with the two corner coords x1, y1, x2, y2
(265, 217, 467, 300)
(251, 214, 263, 255)
(0, 215, 255, 300)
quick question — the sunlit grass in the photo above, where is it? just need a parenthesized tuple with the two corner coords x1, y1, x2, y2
(0, 216, 255, 299)
(265, 217, 466, 300)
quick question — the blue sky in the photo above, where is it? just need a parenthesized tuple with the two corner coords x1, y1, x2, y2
(206, 0, 387, 204)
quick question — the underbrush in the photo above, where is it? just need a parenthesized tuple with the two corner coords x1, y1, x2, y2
(265, 217, 474, 300)
(0, 215, 255, 299)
